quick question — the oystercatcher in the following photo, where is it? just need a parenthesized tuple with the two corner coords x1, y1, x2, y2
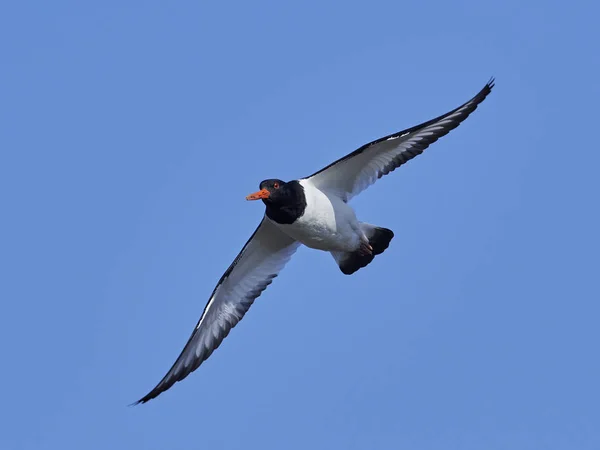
(136, 78, 495, 403)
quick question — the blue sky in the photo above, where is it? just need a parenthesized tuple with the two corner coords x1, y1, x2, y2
(1, 1, 599, 449)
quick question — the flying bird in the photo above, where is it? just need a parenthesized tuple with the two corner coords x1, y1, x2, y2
(136, 78, 495, 403)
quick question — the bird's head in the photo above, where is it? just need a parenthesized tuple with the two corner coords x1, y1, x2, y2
(246, 179, 288, 205)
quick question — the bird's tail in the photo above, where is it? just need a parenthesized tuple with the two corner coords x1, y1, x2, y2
(331, 223, 394, 275)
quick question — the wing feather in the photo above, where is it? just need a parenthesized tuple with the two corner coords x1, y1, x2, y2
(135, 218, 299, 404)
(307, 79, 495, 201)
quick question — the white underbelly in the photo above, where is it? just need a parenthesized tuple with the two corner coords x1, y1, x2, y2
(274, 180, 361, 252)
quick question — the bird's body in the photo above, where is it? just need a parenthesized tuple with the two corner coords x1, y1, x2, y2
(273, 179, 362, 253)
(135, 78, 496, 404)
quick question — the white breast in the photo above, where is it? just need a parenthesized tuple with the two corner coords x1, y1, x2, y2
(273, 179, 361, 252)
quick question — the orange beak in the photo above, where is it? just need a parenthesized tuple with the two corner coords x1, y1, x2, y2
(246, 188, 270, 201)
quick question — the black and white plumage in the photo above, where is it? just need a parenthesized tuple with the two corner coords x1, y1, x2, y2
(135, 79, 494, 404)
(308, 78, 495, 202)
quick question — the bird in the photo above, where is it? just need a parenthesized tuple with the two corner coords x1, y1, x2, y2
(135, 78, 495, 404)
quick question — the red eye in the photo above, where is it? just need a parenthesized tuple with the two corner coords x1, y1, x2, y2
(273, 182, 279, 189)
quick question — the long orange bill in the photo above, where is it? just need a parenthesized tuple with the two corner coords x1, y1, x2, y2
(246, 188, 270, 201)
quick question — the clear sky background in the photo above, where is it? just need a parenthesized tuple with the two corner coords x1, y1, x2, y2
(1, 1, 599, 449)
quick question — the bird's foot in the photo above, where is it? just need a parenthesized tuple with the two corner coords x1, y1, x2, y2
(358, 241, 373, 256)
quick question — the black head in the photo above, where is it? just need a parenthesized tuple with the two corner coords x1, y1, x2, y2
(245, 179, 287, 204)
(246, 179, 307, 224)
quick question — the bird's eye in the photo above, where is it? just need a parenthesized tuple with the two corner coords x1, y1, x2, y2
(273, 182, 279, 189)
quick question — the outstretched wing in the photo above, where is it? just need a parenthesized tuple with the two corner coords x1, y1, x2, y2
(307, 79, 495, 201)
(136, 218, 299, 404)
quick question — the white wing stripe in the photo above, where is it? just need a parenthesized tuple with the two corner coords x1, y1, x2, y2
(136, 218, 299, 403)
(306, 79, 494, 201)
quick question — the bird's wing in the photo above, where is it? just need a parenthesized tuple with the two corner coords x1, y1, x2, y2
(306, 79, 494, 202)
(135, 218, 299, 404)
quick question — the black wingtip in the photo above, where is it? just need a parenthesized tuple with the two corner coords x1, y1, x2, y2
(128, 391, 156, 406)
(130, 394, 154, 406)
(471, 77, 495, 105)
